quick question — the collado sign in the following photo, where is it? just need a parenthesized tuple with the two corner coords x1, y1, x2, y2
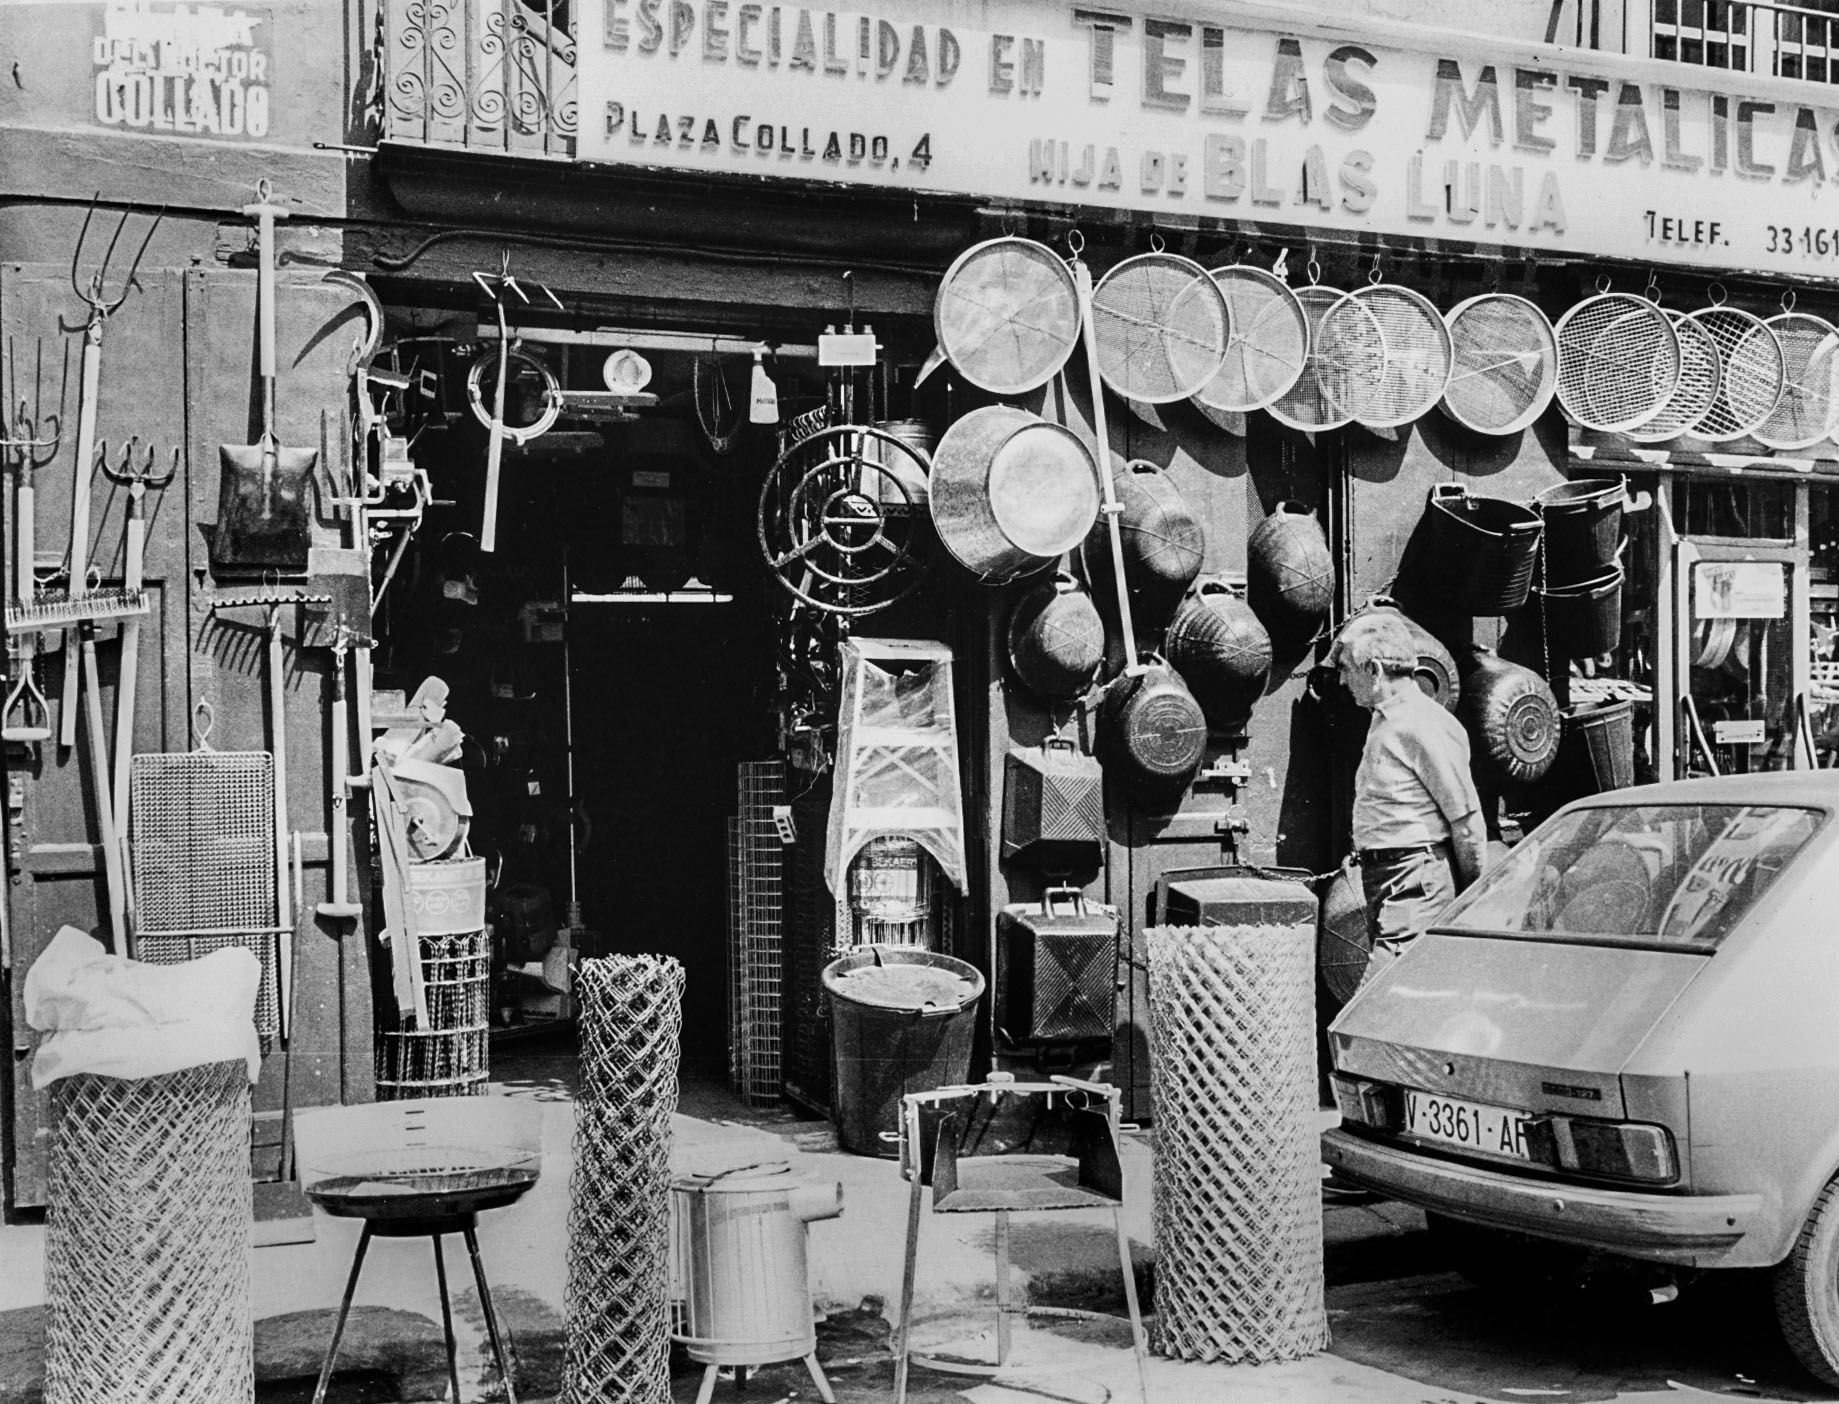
(92, 2, 273, 140)
(577, 0, 1839, 277)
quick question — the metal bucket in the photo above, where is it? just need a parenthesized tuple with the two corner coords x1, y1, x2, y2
(929, 406, 1100, 585)
(407, 856, 487, 936)
(1560, 700, 1636, 793)
(670, 1162, 844, 1366)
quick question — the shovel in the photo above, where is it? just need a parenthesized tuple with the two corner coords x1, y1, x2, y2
(213, 181, 315, 574)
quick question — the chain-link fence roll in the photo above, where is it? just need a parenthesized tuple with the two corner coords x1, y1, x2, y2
(44, 1060, 254, 1404)
(562, 955, 686, 1404)
(1145, 924, 1328, 1363)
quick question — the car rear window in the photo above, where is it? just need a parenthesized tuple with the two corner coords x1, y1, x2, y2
(1439, 803, 1824, 948)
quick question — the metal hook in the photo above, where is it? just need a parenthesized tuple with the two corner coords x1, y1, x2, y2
(1708, 280, 1728, 307)
(1644, 272, 1662, 305)
(1306, 247, 1322, 286)
(1148, 231, 1166, 255)
(1595, 273, 1613, 295)
(842, 269, 856, 329)
(1783, 287, 1799, 314)
(1066, 228, 1085, 258)
(1368, 253, 1383, 285)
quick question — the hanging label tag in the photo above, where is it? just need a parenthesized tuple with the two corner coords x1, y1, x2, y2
(749, 354, 780, 425)
(772, 804, 796, 844)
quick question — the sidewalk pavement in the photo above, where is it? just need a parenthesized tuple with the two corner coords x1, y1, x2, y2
(0, 1046, 1445, 1404)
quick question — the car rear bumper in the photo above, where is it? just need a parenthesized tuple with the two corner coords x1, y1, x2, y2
(1321, 1127, 1762, 1266)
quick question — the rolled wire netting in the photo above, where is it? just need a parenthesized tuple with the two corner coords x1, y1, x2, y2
(1146, 924, 1328, 1363)
(375, 930, 491, 1099)
(45, 1060, 254, 1404)
(563, 956, 686, 1404)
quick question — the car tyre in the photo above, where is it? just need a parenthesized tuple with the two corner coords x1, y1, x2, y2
(1773, 1177, 1839, 1388)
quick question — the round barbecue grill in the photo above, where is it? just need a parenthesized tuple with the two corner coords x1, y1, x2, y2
(304, 1143, 541, 1222)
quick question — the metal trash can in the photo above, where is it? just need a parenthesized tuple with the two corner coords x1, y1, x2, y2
(822, 947, 983, 1156)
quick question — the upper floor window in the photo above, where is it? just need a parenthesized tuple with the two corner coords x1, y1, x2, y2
(1654, 0, 1839, 83)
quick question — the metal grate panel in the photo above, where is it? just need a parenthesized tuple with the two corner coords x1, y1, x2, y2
(730, 760, 786, 1108)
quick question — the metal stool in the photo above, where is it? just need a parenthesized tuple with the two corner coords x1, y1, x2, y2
(294, 1098, 543, 1404)
(893, 1074, 1149, 1404)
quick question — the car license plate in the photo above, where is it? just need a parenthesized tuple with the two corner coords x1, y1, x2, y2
(1403, 1090, 1533, 1161)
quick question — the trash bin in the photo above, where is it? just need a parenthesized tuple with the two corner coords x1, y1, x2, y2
(822, 946, 984, 1157)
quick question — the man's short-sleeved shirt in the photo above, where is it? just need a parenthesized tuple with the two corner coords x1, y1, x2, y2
(1352, 684, 1482, 850)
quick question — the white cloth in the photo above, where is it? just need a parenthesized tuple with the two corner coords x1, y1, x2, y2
(24, 926, 263, 1089)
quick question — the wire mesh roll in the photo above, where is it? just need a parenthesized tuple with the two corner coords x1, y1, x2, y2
(1267, 287, 1373, 432)
(1146, 924, 1327, 1364)
(1089, 252, 1230, 403)
(563, 956, 686, 1404)
(1321, 284, 1453, 428)
(1688, 305, 1785, 441)
(1555, 292, 1680, 432)
(1440, 293, 1558, 435)
(1755, 310, 1839, 450)
(933, 237, 1081, 395)
(1625, 312, 1721, 444)
(45, 1061, 253, 1404)
(376, 931, 491, 1099)
(1193, 265, 1309, 413)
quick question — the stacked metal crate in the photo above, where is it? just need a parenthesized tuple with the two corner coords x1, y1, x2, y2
(727, 761, 786, 1107)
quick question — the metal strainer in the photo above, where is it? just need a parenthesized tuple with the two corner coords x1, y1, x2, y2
(1267, 286, 1376, 433)
(1687, 302, 1785, 442)
(1625, 311, 1721, 444)
(1320, 283, 1453, 428)
(1555, 290, 1680, 433)
(1192, 264, 1309, 413)
(933, 237, 1081, 395)
(1753, 308, 1839, 450)
(1439, 293, 1557, 435)
(1088, 251, 1230, 404)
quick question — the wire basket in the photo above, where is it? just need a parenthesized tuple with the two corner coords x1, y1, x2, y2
(45, 1060, 253, 1404)
(1267, 287, 1371, 432)
(933, 237, 1081, 395)
(1555, 291, 1680, 433)
(1687, 304, 1785, 441)
(1322, 283, 1453, 428)
(1145, 925, 1327, 1364)
(376, 930, 491, 1099)
(1440, 293, 1558, 435)
(1754, 310, 1839, 450)
(1088, 252, 1230, 403)
(1193, 265, 1309, 413)
(1626, 311, 1721, 444)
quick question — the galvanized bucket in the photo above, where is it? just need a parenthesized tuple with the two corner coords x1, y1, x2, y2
(928, 406, 1100, 586)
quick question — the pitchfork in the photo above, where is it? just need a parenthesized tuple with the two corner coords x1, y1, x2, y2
(2, 401, 61, 744)
(58, 195, 165, 747)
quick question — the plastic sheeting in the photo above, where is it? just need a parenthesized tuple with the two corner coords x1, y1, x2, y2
(825, 638, 967, 897)
(25, 926, 262, 1089)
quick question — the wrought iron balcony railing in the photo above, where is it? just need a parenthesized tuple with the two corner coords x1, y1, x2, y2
(1653, 0, 1839, 83)
(384, 0, 577, 156)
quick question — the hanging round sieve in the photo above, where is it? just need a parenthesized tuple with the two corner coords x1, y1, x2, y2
(1191, 264, 1309, 413)
(1439, 293, 1557, 435)
(1686, 302, 1785, 442)
(1555, 291, 1680, 433)
(1319, 283, 1453, 429)
(1625, 311, 1721, 444)
(1267, 286, 1378, 433)
(1754, 309, 1839, 451)
(1088, 251, 1230, 404)
(933, 237, 1081, 396)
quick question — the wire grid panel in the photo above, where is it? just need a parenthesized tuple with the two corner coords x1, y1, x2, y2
(1555, 293, 1680, 433)
(1267, 287, 1371, 432)
(1145, 924, 1328, 1364)
(376, 931, 491, 1099)
(733, 760, 786, 1108)
(1089, 253, 1230, 403)
(44, 1061, 253, 1404)
(1626, 312, 1722, 444)
(934, 237, 1081, 395)
(1440, 294, 1558, 435)
(1194, 266, 1309, 413)
(726, 815, 743, 1093)
(1322, 284, 1453, 428)
(1688, 306, 1786, 441)
(1755, 311, 1839, 450)
(130, 749, 275, 932)
(563, 956, 686, 1404)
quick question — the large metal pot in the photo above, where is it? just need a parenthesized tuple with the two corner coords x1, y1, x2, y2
(928, 406, 1100, 586)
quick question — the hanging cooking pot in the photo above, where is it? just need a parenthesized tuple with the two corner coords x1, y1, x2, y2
(1163, 577, 1272, 731)
(1096, 654, 1208, 797)
(1458, 646, 1561, 784)
(1080, 460, 1205, 627)
(1247, 502, 1334, 648)
(929, 406, 1101, 586)
(1007, 571, 1105, 703)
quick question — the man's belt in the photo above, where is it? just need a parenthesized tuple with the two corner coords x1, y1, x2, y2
(1358, 841, 1451, 865)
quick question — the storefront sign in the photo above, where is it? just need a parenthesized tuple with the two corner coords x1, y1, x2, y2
(1695, 561, 1787, 619)
(577, 0, 1839, 278)
(91, 2, 273, 140)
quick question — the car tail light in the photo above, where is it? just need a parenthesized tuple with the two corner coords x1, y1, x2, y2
(1525, 1116, 1678, 1184)
(1331, 1074, 1403, 1132)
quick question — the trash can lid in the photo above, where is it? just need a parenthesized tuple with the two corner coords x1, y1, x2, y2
(824, 961, 980, 1012)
